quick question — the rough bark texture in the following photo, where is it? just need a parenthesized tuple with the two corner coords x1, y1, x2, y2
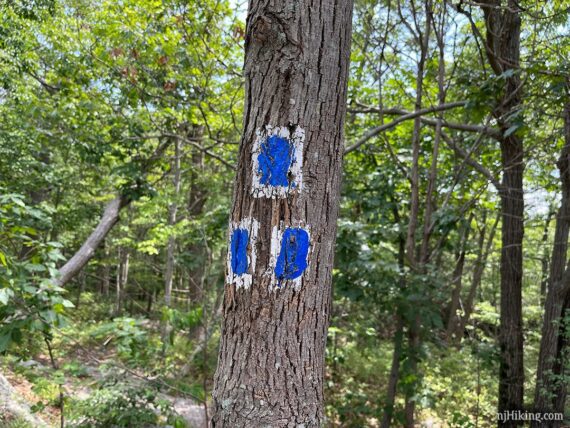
(481, 1, 525, 422)
(211, 1, 353, 426)
(532, 87, 570, 426)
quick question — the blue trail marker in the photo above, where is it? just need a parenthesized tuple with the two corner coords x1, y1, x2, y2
(275, 227, 310, 286)
(257, 135, 294, 187)
(226, 218, 258, 289)
(230, 228, 249, 275)
(251, 126, 305, 198)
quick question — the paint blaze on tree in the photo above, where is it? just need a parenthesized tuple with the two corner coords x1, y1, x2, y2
(211, 0, 354, 426)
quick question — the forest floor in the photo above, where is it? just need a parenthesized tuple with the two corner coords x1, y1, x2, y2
(0, 301, 210, 428)
(1, 349, 208, 427)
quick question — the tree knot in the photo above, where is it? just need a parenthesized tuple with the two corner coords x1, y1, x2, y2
(251, 16, 273, 43)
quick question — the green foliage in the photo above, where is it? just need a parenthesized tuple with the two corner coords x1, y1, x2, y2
(67, 383, 187, 428)
(89, 317, 153, 362)
(0, 192, 73, 353)
(0, 0, 569, 426)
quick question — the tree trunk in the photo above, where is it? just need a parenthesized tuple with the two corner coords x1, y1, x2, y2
(496, 61, 525, 428)
(532, 83, 570, 427)
(481, 1, 525, 421)
(164, 140, 182, 307)
(75, 270, 87, 308)
(381, 202, 406, 428)
(55, 140, 171, 288)
(455, 212, 499, 345)
(115, 248, 129, 316)
(381, 316, 404, 428)
(211, 0, 354, 425)
(446, 218, 472, 341)
(404, 3, 431, 425)
(539, 209, 555, 303)
(100, 244, 111, 296)
(186, 128, 208, 304)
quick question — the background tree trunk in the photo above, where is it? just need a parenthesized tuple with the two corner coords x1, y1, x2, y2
(211, 0, 354, 425)
(403, 2, 431, 425)
(539, 208, 554, 303)
(186, 128, 208, 304)
(115, 248, 129, 316)
(446, 218, 472, 341)
(381, 202, 406, 428)
(164, 140, 182, 308)
(455, 212, 499, 345)
(532, 82, 570, 426)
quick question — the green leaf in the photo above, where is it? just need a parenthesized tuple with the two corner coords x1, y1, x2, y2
(0, 334, 11, 352)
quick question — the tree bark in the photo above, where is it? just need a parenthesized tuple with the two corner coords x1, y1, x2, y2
(211, 0, 354, 426)
(481, 1, 525, 422)
(532, 83, 570, 427)
(99, 242, 111, 296)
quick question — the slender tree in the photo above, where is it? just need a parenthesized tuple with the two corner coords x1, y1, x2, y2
(533, 82, 570, 427)
(211, 0, 354, 425)
(164, 140, 182, 308)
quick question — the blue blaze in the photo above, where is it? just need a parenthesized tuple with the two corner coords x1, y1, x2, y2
(257, 135, 294, 187)
(275, 228, 310, 285)
(230, 228, 249, 275)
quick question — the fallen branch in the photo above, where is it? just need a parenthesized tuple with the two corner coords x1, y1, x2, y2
(55, 195, 130, 287)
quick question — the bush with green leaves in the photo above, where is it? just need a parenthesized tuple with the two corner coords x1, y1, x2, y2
(67, 383, 187, 428)
(0, 192, 73, 353)
(89, 317, 156, 363)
